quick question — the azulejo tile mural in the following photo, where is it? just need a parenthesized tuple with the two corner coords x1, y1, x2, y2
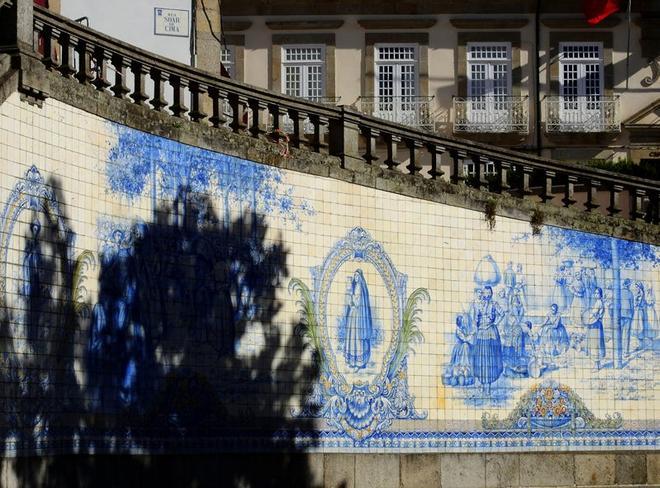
(0, 93, 657, 454)
(290, 227, 428, 442)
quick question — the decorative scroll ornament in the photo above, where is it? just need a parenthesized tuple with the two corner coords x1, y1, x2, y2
(641, 56, 660, 88)
(482, 380, 623, 430)
(290, 227, 428, 442)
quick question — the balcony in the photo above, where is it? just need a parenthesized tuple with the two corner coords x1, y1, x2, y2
(283, 96, 341, 133)
(545, 96, 621, 133)
(453, 96, 529, 134)
(357, 96, 435, 132)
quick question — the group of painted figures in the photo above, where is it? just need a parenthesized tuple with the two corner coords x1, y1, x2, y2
(443, 257, 658, 394)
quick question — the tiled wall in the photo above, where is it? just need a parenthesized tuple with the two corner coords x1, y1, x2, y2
(0, 93, 657, 455)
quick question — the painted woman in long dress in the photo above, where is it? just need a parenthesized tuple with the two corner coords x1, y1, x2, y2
(443, 315, 474, 386)
(630, 281, 650, 352)
(540, 303, 570, 365)
(340, 269, 374, 370)
(581, 287, 606, 369)
(471, 286, 503, 394)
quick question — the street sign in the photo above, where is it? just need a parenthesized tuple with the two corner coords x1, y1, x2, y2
(154, 7, 189, 37)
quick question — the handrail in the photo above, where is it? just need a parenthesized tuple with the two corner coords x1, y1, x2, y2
(25, 5, 660, 223)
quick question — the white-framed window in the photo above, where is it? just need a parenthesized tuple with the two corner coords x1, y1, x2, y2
(467, 42, 512, 108)
(281, 45, 325, 100)
(559, 42, 603, 107)
(221, 45, 235, 78)
(374, 44, 418, 111)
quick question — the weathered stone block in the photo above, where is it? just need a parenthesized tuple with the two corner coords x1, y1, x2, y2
(440, 453, 485, 488)
(325, 453, 354, 488)
(307, 453, 324, 488)
(574, 453, 615, 486)
(615, 453, 647, 485)
(648, 452, 660, 484)
(401, 453, 441, 488)
(485, 454, 519, 487)
(519, 453, 574, 487)
(355, 454, 399, 488)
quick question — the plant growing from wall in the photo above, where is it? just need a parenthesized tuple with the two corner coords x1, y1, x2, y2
(530, 209, 545, 236)
(484, 199, 497, 231)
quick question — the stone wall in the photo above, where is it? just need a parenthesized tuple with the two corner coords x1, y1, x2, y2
(0, 69, 658, 485)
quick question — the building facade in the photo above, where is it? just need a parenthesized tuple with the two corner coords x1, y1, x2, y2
(221, 0, 660, 171)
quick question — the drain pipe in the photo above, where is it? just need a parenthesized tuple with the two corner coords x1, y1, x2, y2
(535, 0, 542, 156)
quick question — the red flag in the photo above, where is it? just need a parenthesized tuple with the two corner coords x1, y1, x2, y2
(583, 0, 620, 24)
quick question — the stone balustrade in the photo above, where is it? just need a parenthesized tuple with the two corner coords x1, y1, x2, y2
(5, 5, 657, 224)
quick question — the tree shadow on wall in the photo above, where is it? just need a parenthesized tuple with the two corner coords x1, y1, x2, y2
(0, 181, 321, 487)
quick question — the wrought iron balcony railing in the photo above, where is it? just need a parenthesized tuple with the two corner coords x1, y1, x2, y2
(9, 5, 658, 224)
(453, 96, 529, 134)
(545, 96, 621, 133)
(357, 96, 436, 132)
(282, 96, 341, 133)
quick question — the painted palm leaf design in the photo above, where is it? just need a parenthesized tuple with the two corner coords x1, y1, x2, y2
(289, 278, 324, 369)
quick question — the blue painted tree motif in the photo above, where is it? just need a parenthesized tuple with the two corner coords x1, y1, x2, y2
(106, 124, 314, 228)
(543, 226, 660, 368)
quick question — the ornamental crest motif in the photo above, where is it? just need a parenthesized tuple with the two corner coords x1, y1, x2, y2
(290, 227, 428, 442)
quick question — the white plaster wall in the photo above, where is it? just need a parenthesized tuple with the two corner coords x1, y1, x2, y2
(60, 0, 193, 65)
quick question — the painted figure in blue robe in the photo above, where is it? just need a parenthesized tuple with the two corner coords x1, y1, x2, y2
(443, 315, 474, 386)
(581, 287, 606, 369)
(502, 293, 527, 376)
(340, 269, 374, 371)
(471, 286, 503, 394)
(540, 304, 570, 366)
(620, 278, 635, 356)
(645, 285, 659, 348)
(503, 262, 516, 299)
(552, 260, 575, 314)
(514, 264, 528, 310)
(631, 281, 651, 351)
(22, 219, 43, 298)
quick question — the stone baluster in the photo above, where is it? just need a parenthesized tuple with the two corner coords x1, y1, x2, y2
(91, 45, 110, 92)
(74, 40, 93, 85)
(247, 98, 266, 138)
(470, 154, 487, 191)
(268, 103, 283, 139)
(562, 174, 577, 208)
(287, 108, 305, 149)
(41, 24, 54, 69)
(188, 81, 207, 123)
(449, 150, 466, 185)
(361, 126, 379, 165)
(541, 170, 555, 203)
(631, 188, 647, 221)
(427, 144, 445, 180)
(307, 114, 320, 152)
(169, 75, 189, 118)
(405, 139, 422, 175)
(57, 32, 75, 78)
(585, 179, 601, 212)
(130, 61, 149, 107)
(208, 87, 228, 128)
(495, 160, 511, 195)
(328, 107, 361, 168)
(521, 165, 534, 197)
(227, 92, 242, 133)
(607, 184, 623, 216)
(382, 133, 401, 170)
(149, 67, 168, 112)
(650, 191, 660, 224)
(110, 53, 130, 99)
